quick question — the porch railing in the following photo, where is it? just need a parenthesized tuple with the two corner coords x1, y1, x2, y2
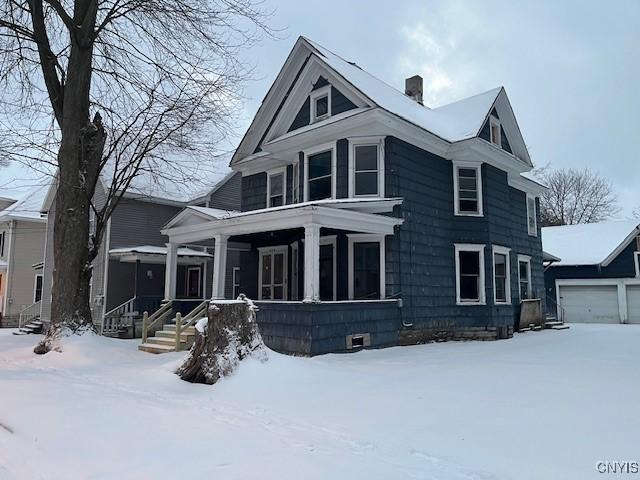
(101, 295, 164, 335)
(18, 301, 41, 328)
(141, 301, 174, 343)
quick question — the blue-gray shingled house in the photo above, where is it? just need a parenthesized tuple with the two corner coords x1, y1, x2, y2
(160, 36, 546, 355)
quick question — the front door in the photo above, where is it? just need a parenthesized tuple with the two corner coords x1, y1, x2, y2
(259, 247, 287, 300)
(186, 266, 201, 298)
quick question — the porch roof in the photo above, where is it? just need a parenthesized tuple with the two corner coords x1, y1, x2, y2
(109, 245, 211, 264)
(162, 198, 404, 244)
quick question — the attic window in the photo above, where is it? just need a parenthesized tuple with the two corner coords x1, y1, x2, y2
(310, 86, 331, 122)
(490, 116, 501, 147)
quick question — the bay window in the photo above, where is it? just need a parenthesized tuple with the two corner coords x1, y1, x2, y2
(455, 244, 486, 305)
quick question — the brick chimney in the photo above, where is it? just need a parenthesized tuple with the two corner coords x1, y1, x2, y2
(405, 75, 423, 105)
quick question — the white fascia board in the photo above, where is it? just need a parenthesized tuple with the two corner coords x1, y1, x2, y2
(162, 205, 402, 244)
(601, 225, 640, 267)
(508, 173, 547, 196)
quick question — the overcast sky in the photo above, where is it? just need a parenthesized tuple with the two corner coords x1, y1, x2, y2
(2, 0, 638, 215)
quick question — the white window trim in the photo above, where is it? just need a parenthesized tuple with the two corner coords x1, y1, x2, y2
(634, 251, 640, 278)
(454, 243, 486, 305)
(185, 266, 202, 298)
(492, 245, 511, 305)
(517, 254, 532, 301)
(258, 245, 288, 301)
(33, 273, 43, 303)
(320, 235, 337, 301)
(303, 142, 337, 202)
(526, 194, 537, 236)
(489, 115, 502, 147)
(453, 161, 483, 217)
(232, 267, 240, 299)
(310, 85, 332, 123)
(347, 234, 386, 300)
(347, 136, 385, 199)
(266, 166, 287, 208)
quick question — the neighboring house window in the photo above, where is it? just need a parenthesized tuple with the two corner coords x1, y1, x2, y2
(292, 162, 299, 203)
(348, 234, 385, 300)
(490, 115, 501, 147)
(0, 231, 5, 257)
(232, 267, 241, 299)
(518, 255, 532, 300)
(348, 137, 384, 198)
(258, 246, 288, 300)
(310, 86, 331, 122)
(33, 274, 43, 303)
(492, 246, 511, 304)
(453, 164, 483, 216)
(527, 195, 537, 236)
(304, 144, 335, 202)
(266, 167, 286, 207)
(455, 244, 486, 305)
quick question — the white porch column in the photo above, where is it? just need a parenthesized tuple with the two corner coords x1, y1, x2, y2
(164, 242, 178, 301)
(303, 224, 320, 303)
(211, 234, 229, 300)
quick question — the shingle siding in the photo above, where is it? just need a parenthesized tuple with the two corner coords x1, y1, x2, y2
(287, 80, 358, 133)
(109, 198, 182, 249)
(208, 173, 241, 211)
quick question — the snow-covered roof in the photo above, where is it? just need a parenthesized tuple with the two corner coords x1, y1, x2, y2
(0, 183, 50, 222)
(542, 220, 640, 267)
(305, 37, 501, 142)
(109, 245, 211, 257)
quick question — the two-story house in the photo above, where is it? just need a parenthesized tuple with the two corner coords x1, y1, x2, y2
(160, 36, 545, 355)
(0, 184, 49, 328)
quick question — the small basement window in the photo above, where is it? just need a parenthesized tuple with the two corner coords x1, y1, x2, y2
(351, 335, 364, 348)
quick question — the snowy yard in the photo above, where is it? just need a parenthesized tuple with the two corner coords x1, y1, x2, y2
(1, 325, 639, 480)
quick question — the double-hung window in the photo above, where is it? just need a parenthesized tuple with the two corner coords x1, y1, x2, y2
(33, 274, 43, 303)
(455, 244, 486, 305)
(526, 195, 537, 236)
(304, 144, 335, 202)
(349, 138, 384, 197)
(348, 234, 385, 300)
(517, 255, 532, 301)
(454, 164, 483, 216)
(267, 168, 286, 208)
(492, 246, 511, 304)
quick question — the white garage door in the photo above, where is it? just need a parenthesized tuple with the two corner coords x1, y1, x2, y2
(627, 285, 640, 324)
(559, 285, 620, 324)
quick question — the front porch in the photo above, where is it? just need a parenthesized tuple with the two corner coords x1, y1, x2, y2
(161, 200, 404, 355)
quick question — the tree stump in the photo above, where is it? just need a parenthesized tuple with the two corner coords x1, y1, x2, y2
(176, 295, 267, 384)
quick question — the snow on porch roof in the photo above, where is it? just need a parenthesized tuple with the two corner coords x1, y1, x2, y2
(542, 220, 640, 267)
(304, 37, 502, 142)
(109, 245, 211, 258)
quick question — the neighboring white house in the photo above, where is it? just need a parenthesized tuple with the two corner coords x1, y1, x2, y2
(0, 185, 49, 327)
(543, 220, 640, 324)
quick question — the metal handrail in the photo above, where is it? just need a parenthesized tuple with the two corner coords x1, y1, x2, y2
(545, 294, 565, 324)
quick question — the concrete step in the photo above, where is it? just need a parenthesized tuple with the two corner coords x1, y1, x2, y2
(31, 320, 43, 325)
(544, 320, 563, 327)
(138, 343, 175, 354)
(551, 325, 570, 330)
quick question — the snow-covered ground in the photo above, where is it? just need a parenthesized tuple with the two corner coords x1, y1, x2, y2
(1, 325, 639, 480)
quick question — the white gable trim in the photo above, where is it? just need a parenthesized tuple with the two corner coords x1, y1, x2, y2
(601, 226, 640, 267)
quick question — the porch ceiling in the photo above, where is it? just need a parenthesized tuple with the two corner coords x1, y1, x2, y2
(162, 201, 404, 244)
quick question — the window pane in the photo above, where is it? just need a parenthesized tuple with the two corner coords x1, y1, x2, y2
(270, 173, 283, 195)
(458, 168, 477, 180)
(495, 278, 506, 302)
(273, 286, 284, 300)
(458, 177, 477, 191)
(320, 244, 334, 301)
(308, 176, 331, 201)
(273, 253, 284, 284)
(355, 145, 378, 171)
(494, 253, 506, 277)
(353, 242, 380, 300)
(519, 261, 528, 280)
(459, 190, 477, 200)
(270, 195, 283, 207)
(460, 275, 479, 300)
(261, 286, 271, 300)
(261, 254, 271, 284)
(459, 251, 480, 275)
(315, 95, 328, 117)
(459, 199, 478, 213)
(355, 171, 378, 196)
(308, 151, 332, 179)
